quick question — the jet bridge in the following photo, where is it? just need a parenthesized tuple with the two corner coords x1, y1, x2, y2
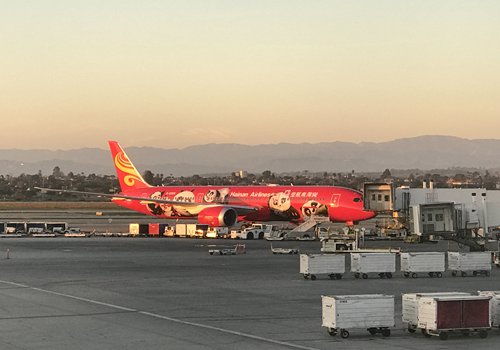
(363, 183, 394, 213)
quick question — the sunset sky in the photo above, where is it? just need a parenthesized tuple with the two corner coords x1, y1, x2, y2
(1, 1, 499, 150)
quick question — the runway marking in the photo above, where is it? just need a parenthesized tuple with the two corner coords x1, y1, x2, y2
(0, 280, 319, 350)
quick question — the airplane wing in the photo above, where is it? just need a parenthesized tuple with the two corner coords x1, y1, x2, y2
(34, 187, 258, 214)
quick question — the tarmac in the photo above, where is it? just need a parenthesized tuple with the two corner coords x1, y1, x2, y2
(0, 236, 499, 350)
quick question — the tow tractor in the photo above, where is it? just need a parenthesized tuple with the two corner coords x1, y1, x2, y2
(209, 244, 246, 255)
(270, 243, 299, 254)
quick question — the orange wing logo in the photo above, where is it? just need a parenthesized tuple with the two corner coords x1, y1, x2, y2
(114, 152, 143, 187)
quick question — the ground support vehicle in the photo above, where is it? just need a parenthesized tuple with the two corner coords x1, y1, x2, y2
(350, 253, 396, 279)
(63, 228, 86, 237)
(417, 295, 491, 340)
(300, 254, 345, 280)
(494, 252, 500, 268)
(400, 252, 445, 278)
(448, 252, 492, 277)
(322, 294, 394, 338)
(270, 243, 299, 254)
(320, 235, 357, 252)
(206, 227, 229, 239)
(402, 292, 471, 333)
(231, 224, 273, 240)
(478, 291, 500, 329)
(164, 226, 175, 237)
(209, 244, 246, 255)
(129, 223, 148, 236)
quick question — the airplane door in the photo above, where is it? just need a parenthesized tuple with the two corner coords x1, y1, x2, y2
(330, 194, 341, 208)
(197, 193, 204, 203)
(434, 209, 445, 231)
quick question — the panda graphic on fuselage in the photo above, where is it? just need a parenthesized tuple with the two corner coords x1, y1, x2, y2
(301, 200, 329, 218)
(203, 188, 230, 204)
(172, 190, 196, 216)
(146, 191, 174, 217)
(268, 192, 300, 220)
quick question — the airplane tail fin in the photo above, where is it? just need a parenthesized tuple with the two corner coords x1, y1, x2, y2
(108, 141, 151, 191)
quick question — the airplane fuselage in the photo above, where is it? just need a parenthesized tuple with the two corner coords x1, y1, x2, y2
(112, 185, 374, 224)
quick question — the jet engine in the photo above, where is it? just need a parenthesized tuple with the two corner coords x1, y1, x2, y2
(198, 206, 238, 227)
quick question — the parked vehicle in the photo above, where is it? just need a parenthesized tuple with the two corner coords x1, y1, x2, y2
(351, 253, 396, 279)
(270, 243, 299, 255)
(322, 294, 394, 338)
(231, 224, 273, 240)
(300, 254, 345, 280)
(448, 252, 492, 277)
(478, 291, 500, 329)
(206, 226, 229, 239)
(209, 244, 246, 255)
(402, 292, 471, 333)
(417, 295, 491, 339)
(401, 252, 445, 278)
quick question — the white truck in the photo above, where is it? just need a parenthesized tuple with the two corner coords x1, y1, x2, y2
(320, 235, 357, 252)
(322, 294, 394, 338)
(231, 224, 273, 240)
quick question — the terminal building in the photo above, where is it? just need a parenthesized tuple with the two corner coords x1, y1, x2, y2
(364, 182, 500, 239)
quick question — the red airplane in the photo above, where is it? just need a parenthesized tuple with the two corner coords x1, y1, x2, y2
(39, 141, 376, 226)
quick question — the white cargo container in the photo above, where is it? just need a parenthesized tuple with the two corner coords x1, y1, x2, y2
(400, 252, 445, 278)
(175, 224, 187, 237)
(478, 291, 500, 328)
(402, 292, 471, 332)
(300, 254, 345, 280)
(448, 252, 492, 277)
(350, 253, 396, 279)
(417, 295, 491, 339)
(322, 294, 394, 338)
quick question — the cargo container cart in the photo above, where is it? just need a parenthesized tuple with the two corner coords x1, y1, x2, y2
(300, 254, 345, 280)
(478, 291, 500, 329)
(401, 252, 445, 278)
(351, 253, 396, 279)
(448, 252, 492, 277)
(402, 292, 471, 333)
(417, 295, 491, 340)
(322, 294, 394, 338)
(209, 244, 246, 255)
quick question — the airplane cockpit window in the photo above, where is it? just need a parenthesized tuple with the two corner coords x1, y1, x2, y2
(353, 197, 361, 202)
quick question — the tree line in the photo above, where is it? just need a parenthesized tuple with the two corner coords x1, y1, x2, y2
(0, 166, 498, 201)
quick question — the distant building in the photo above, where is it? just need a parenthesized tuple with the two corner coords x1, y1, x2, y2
(234, 170, 247, 179)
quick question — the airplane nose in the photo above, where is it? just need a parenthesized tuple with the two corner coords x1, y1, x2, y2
(360, 210, 377, 221)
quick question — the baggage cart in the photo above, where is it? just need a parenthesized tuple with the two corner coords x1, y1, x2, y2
(402, 292, 471, 333)
(270, 243, 299, 255)
(350, 253, 396, 279)
(300, 254, 345, 280)
(322, 294, 394, 338)
(418, 295, 491, 340)
(209, 244, 246, 255)
(401, 252, 445, 278)
(448, 252, 492, 277)
(478, 291, 500, 328)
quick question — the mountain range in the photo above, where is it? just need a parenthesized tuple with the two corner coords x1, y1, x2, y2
(1, 136, 499, 176)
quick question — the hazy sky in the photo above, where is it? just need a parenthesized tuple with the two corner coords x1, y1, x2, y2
(1, 1, 499, 150)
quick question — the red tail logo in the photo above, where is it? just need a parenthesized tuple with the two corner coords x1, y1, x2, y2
(109, 141, 150, 190)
